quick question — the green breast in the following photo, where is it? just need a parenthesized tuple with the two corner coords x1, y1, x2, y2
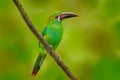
(45, 22, 63, 49)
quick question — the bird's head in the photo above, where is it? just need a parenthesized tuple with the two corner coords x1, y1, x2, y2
(47, 12, 78, 24)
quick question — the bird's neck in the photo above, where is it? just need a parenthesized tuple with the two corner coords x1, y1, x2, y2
(47, 19, 61, 25)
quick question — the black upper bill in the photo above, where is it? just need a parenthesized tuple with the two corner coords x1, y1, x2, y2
(60, 12, 78, 20)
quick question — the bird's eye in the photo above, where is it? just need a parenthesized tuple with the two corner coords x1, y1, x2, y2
(55, 16, 58, 19)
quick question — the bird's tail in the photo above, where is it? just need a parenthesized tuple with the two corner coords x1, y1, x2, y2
(32, 52, 46, 76)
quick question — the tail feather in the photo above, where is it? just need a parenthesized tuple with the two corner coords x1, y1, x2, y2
(32, 70, 38, 76)
(32, 53, 46, 76)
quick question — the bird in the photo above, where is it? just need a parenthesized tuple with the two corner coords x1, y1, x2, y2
(32, 12, 78, 76)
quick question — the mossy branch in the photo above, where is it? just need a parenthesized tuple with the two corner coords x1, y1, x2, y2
(12, 0, 77, 80)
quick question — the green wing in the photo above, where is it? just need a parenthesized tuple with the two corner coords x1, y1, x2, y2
(41, 27, 47, 36)
(39, 27, 47, 47)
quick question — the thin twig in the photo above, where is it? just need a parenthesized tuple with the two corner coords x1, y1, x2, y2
(12, 0, 77, 80)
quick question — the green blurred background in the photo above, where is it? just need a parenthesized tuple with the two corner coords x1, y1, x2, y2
(0, 0, 120, 80)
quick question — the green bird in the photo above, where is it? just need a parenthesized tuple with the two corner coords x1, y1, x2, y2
(32, 12, 78, 76)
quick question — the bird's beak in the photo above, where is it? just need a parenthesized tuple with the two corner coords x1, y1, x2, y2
(60, 12, 78, 20)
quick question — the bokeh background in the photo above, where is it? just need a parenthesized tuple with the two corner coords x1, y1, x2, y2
(0, 0, 120, 80)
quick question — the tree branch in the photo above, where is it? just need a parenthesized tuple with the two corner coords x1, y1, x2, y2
(12, 0, 77, 80)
